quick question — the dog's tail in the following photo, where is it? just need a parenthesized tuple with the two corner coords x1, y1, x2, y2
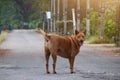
(39, 29, 50, 40)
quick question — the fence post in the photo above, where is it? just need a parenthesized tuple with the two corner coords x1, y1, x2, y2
(72, 8, 76, 34)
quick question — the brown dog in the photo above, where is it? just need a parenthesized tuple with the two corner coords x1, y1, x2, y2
(39, 29, 85, 74)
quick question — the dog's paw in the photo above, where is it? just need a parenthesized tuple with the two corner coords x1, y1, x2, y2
(71, 71, 75, 74)
(53, 71, 57, 74)
(47, 72, 50, 74)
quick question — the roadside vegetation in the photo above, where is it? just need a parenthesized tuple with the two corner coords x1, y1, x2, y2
(0, 31, 8, 44)
(0, 0, 119, 46)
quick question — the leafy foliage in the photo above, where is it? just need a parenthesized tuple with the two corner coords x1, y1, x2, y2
(81, 9, 100, 36)
(90, 9, 100, 35)
(81, 7, 117, 43)
(104, 8, 116, 39)
(85, 36, 110, 44)
(0, 0, 119, 45)
(0, 0, 23, 28)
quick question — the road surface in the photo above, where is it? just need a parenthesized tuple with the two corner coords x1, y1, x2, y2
(0, 30, 120, 80)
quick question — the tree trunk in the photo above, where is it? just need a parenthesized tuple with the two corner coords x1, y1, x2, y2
(77, 0, 80, 31)
(15, 0, 31, 29)
(86, 0, 90, 36)
(50, 0, 53, 32)
(63, 0, 67, 34)
(116, 2, 120, 47)
(53, 0, 56, 32)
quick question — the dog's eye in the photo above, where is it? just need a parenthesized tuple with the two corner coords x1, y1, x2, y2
(45, 39, 49, 42)
(82, 36, 84, 38)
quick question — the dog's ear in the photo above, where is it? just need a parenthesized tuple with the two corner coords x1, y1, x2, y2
(83, 30, 86, 36)
(75, 29, 79, 35)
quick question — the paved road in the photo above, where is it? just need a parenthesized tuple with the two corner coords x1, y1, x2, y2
(0, 30, 120, 80)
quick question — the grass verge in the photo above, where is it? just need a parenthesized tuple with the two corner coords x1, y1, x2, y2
(0, 31, 8, 44)
(85, 36, 111, 44)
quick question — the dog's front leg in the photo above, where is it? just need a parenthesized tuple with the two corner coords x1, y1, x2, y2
(69, 57, 75, 73)
(52, 54, 57, 74)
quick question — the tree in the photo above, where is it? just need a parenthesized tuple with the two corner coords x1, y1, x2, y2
(15, 0, 33, 29)
(116, 2, 120, 46)
(104, 10, 116, 39)
(0, 1, 16, 25)
(90, 9, 100, 35)
(86, 0, 90, 36)
(81, 9, 100, 36)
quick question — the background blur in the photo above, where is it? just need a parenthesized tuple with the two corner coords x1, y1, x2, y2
(0, 0, 120, 46)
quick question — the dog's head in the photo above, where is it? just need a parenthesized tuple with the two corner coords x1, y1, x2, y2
(75, 30, 86, 46)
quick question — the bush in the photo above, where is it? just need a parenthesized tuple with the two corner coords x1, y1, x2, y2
(104, 11, 116, 39)
(81, 9, 100, 36)
(29, 20, 42, 29)
(56, 20, 73, 35)
(82, 8, 117, 44)
(85, 36, 111, 44)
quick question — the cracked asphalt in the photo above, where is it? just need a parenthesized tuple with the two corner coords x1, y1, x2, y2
(0, 30, 120, 80)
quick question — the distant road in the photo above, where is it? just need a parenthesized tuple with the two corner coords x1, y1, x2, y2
(0, 30, 120, 80)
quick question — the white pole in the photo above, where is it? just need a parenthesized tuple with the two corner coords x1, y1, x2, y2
(77, 0, 80, 31)
(72, 8, 76, 34)
(57, 0, 60, 20)
(86, 0, 90, 36)
(50, 0, 53, 32)
(53, 0, 56, 32)
(63, 0, 67, 34)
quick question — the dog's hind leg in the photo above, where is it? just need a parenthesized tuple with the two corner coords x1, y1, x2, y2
(45, 48, 51, 74)
(52, 54, 57, 74)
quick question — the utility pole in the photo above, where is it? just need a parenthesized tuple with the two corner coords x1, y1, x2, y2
(46, 11, 51, 32)
(53, 0, 56, 32)
(57, 0, 60, 33)
(42, 12, 46, 31)
(100, 0, 105, 39)
(86, 0, 90, 36)
(50, 0, 53, 32)
(63, 0, 67, 34)
(77, 0, 80, 31)
(72, 8, 76, 34)
(57, 0, 60, 21)
(47, 0, 51, 32)
(116, 1, 120, 46)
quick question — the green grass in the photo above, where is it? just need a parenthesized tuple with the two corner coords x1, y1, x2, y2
(0, 31, 8, 43)
(85, 36, 111, 44)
